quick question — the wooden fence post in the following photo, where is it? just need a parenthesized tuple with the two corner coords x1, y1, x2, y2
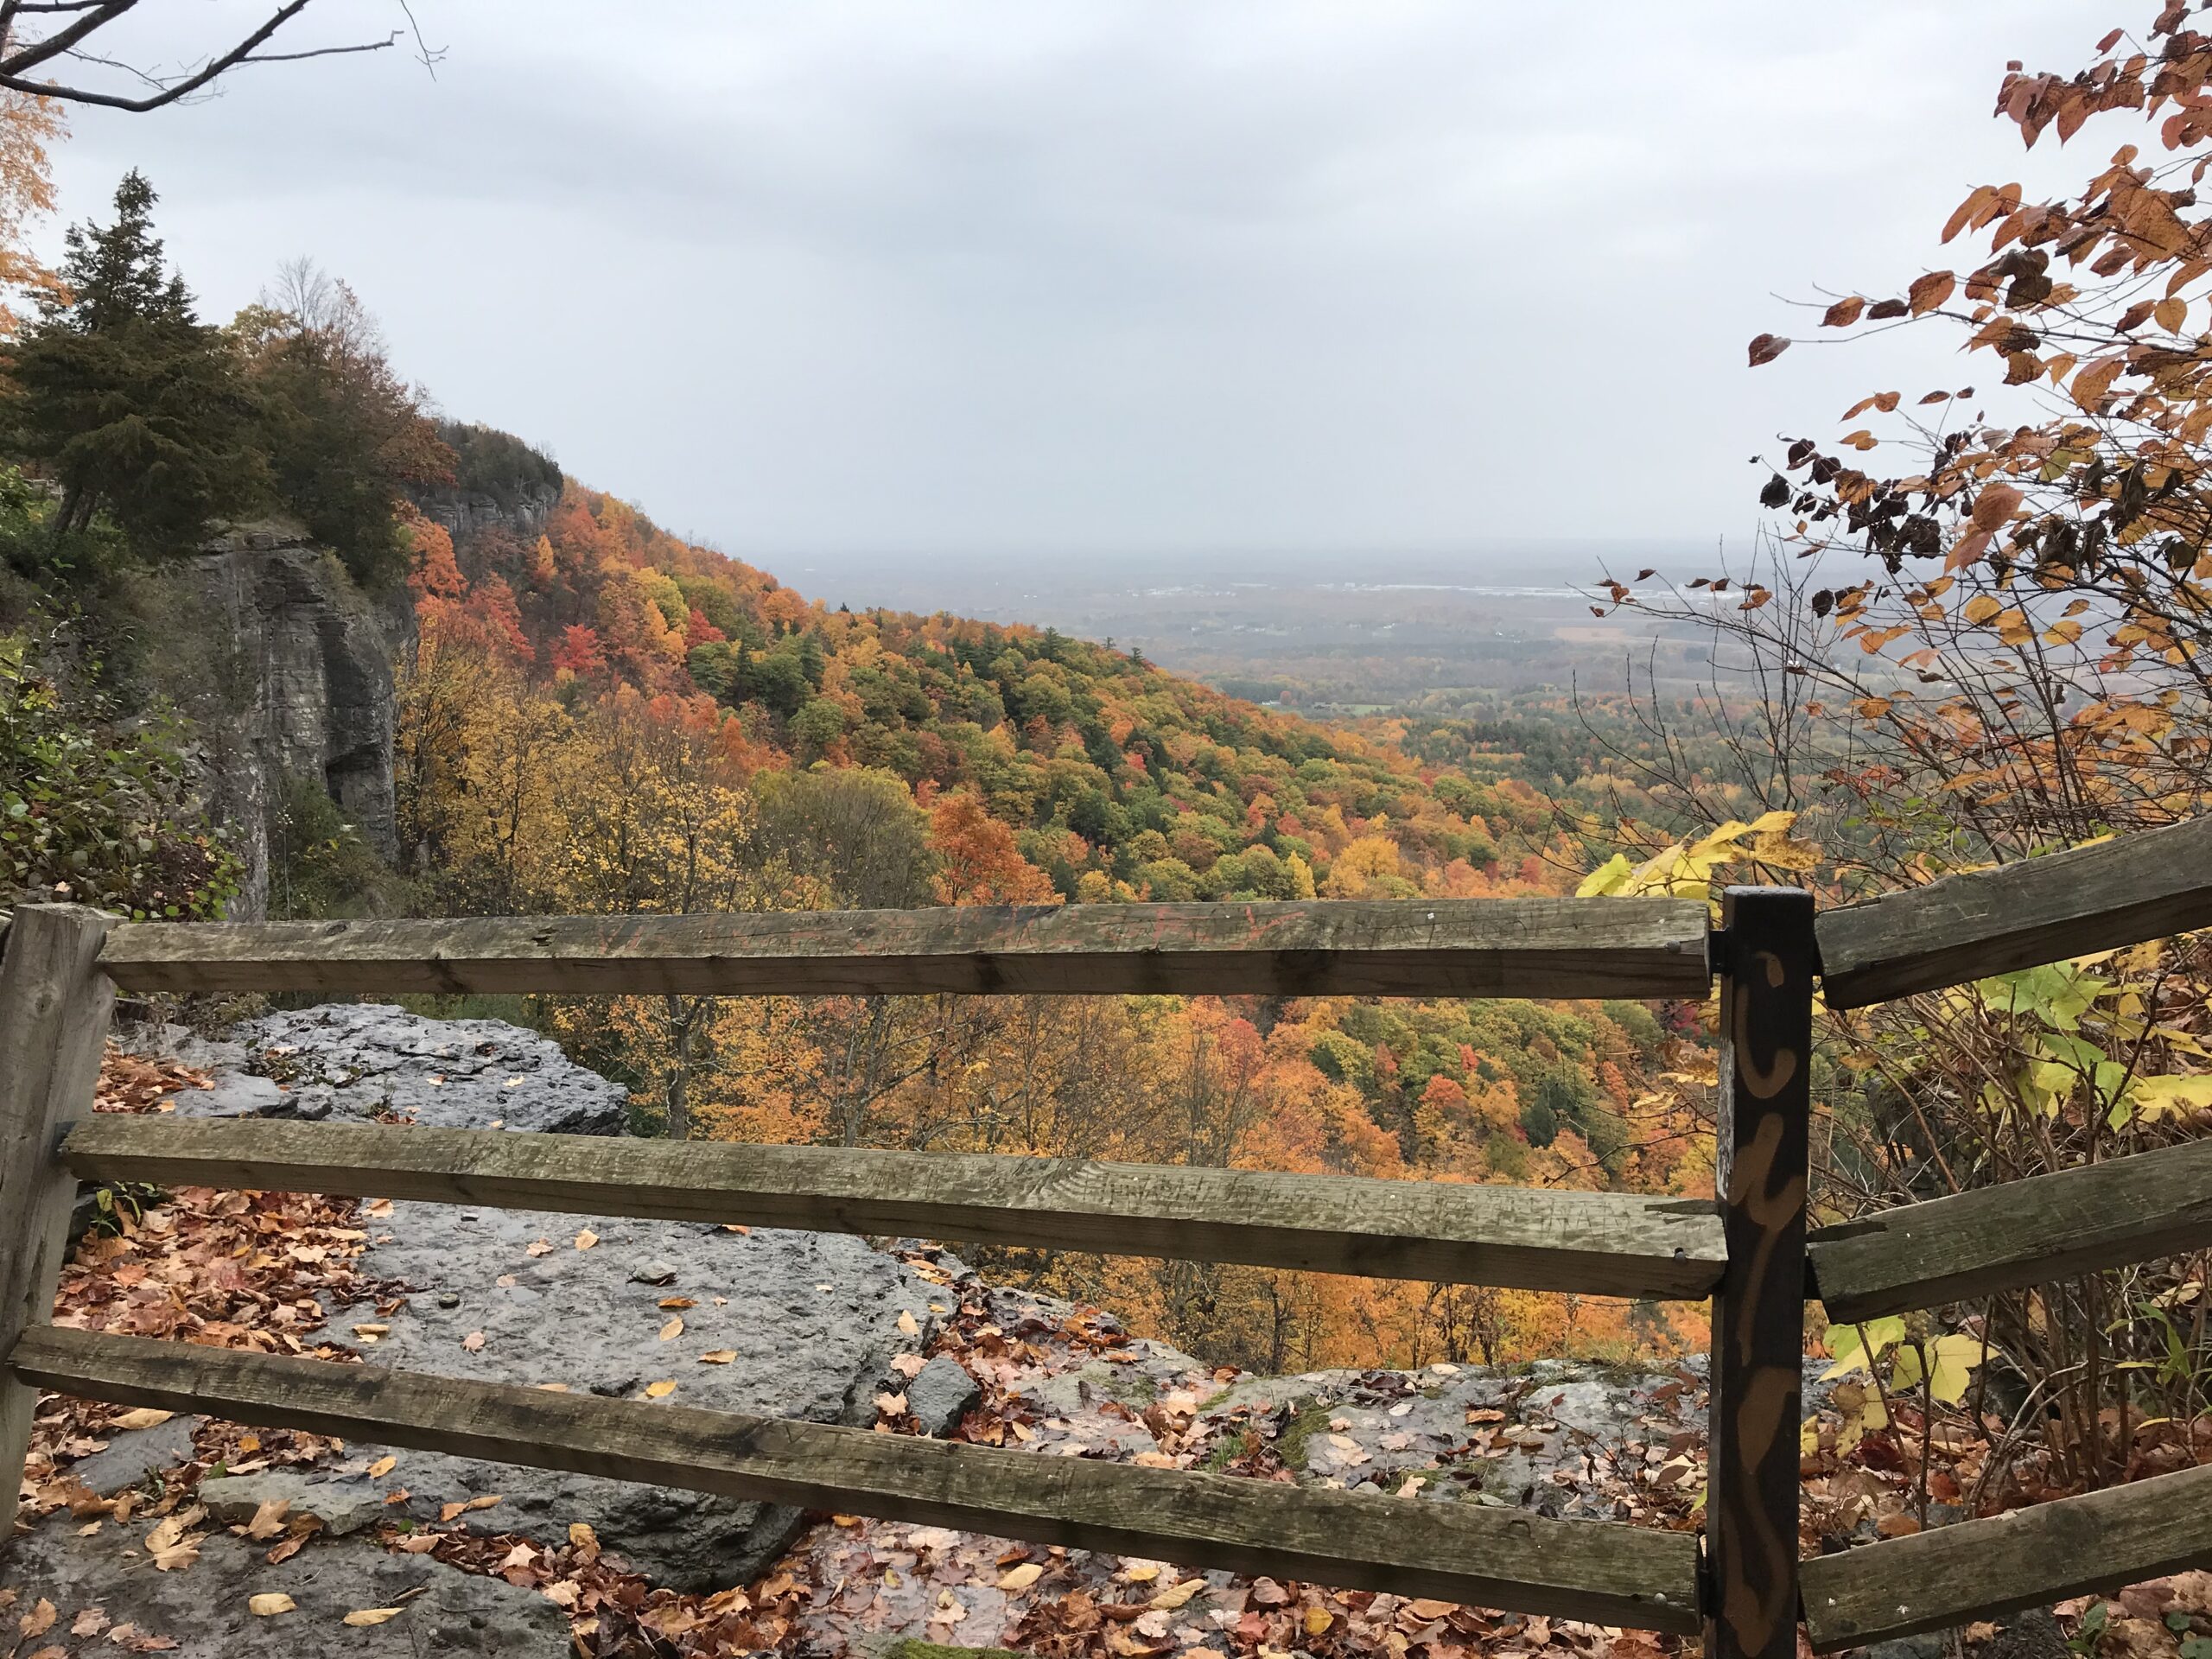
(0, 905, 114, 1549)
(1706, 886, 1815, 1659)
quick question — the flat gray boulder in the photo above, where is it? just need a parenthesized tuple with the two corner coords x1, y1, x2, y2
(0, 1522, 570, 1657)
(151, 1004, 630, 1135)
(326, 1204, 938, 1588)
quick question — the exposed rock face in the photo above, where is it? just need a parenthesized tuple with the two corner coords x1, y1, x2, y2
(181, 524, 414, 916)
(123, 1006, 942, 1592)
(413, 483, 558, 543)
(152, 1004, 632, 1136)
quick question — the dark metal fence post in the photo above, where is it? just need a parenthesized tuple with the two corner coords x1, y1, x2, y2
(1706, 886, 1815, 1659)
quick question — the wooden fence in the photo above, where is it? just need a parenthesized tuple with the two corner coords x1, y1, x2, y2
(3, 826, 2212, 1656)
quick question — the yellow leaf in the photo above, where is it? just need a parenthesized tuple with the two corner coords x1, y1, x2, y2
(248, 1593, 296, 1617)
(1149, 1578, 1205, 1611)
(645, 1379, 677, 1398)
(997, 1562, 1045, 1592)
(367, 1456, 397, 1478)
(1306, 1605, 1335, 1637)
(1962, 594, 2004, 625)
(1576, 853, 1634, 898)
(896, 1310, 919, 1337)
(114, 1408, 174, 1432)
(343, 1608, 404, 1627)
(574, 1229, 599, 1251)
(698, 1350, 737, 1364)
(658, 1317, 683, 1342)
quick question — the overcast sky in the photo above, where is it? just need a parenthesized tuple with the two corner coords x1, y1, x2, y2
(42, 1, 2098, 569)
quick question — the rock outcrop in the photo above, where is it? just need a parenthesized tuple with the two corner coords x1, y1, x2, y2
(179, 524, 414, 916)
(4, 1006, 1847, 1659)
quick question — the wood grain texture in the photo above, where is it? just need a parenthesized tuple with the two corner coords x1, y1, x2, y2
(9, 1326, 1704, 1632)
(60, 1116, 1729, 1298)
(1705, 888, 1816, 1659)
(1799, 1459, 2212, 1650)
(1809, 1136, 2212, 1321)
(1816, 816, 2212, 1008)
(96, 898, 1714, 999)
(0, 906, 115, 1548)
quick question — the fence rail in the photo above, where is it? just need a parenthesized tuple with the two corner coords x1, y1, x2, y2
(95, 896, 1715, 999)
(60, 1115, 1730, 1299)
(5, 824, 2212, 1658)
(10, 1325, 1704, 1633)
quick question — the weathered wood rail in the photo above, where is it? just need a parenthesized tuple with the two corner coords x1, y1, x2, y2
(4, 823, 2212, 1655)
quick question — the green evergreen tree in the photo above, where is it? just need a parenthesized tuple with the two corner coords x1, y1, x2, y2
(2, 171, 264, 556)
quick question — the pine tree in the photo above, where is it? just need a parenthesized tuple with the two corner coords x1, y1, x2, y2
(2, 170, 264, 556)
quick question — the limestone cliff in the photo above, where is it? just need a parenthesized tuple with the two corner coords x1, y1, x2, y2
(181, 524, 412, 918)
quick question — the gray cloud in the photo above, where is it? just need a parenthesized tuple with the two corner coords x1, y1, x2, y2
(44, 0, 2097, 566)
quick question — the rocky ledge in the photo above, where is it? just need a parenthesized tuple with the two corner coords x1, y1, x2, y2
(0, 1004, 2049, 1659)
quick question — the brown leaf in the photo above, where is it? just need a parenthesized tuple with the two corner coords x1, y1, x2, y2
(698, 1350, 737, 1364)
(243, 1497, 290, 1540)
(461, 1331, 486, 1353)
(1970, 482, 2023, 531)
(19, 1598, 56, 1637)
(1822, 296, 1866, 327)
(573, 1229, 599, 1251)
(1747, 333, 1790, 367)
(1908, 270, 1955, 315)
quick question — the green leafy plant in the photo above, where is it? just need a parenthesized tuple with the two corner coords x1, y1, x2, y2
(0, 635, 239, 918)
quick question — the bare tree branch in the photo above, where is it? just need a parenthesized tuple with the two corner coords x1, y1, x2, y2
(0, 0, 429, 112)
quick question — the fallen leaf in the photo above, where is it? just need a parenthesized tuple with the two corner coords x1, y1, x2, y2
(569, 1522, 598, 1550)
(113, 1409, 173, 1432)
(367, 1456, 396, 1478)
(246, 1594, 295, 1617)
(19, 1599, 56, 1637)
(698, 1350, 736, 1364)
(526, 1239, 553, 1257)
(1150, 1578, 1205, 1611)
(658, 1317, 683, 1342)
(461, 1331, 486, 1353)
(999, 1563, 1046, 1592)
(645, 1379, 677, 1398)
(574, 1230, 599, 1251)
(244, 1497, 290, 1540)
(543, 1580, 579, 1608)
(342, 1608, 404, 1627)
(72, 1608, 109, 1637)
(658, 1297, 695, 1311)
(896, 1310, 919, 1336)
